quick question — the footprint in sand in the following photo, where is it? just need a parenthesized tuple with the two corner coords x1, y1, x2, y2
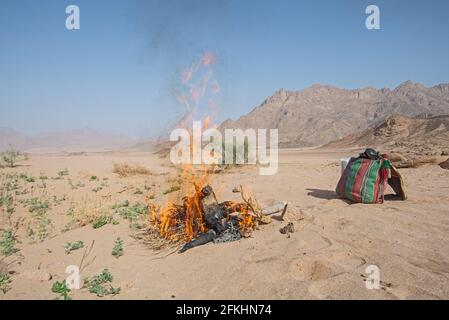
(288, 251, 366, 282)
(288, 258, 335, 281)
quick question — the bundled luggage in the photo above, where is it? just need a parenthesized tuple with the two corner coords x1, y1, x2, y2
(336, 148, 406, 204)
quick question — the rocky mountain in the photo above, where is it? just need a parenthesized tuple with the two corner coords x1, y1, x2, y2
(220, 81, 449, 147)
(325, 114, 449, 156)
(0, 127, 136, 152)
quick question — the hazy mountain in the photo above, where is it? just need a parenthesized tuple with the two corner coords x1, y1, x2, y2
(0, 127, 137, 152)
(220, 81, 449, 147)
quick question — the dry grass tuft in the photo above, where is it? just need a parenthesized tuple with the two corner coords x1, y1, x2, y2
(112, 162, 152, 177)
(67, 197, 111, 228)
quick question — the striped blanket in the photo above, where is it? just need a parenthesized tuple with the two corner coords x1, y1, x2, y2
(336, 157, 392, 204)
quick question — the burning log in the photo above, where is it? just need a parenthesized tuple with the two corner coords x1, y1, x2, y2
(179, 230, 217, 253)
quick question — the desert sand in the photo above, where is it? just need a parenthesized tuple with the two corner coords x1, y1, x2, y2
(1, 148, 449, 300)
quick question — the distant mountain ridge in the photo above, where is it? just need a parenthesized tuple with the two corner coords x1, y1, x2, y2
(220, 81, 449, 147)
(0, 127, 137, 152)
(325, 114, 449, 156)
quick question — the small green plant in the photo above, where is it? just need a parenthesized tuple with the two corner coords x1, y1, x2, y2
(89, 176, 98, 181)
(119, 203, 147, 222)
(52, 280, 71, 300)
(20, 198, 52, 242)
(112, 238, 124, 258)
(0, 194, 13, 208)
(84, 269, 120, 297)
(21, 197, 50, 216)
(0, 272, 11, 294)
(0, 229, 18, 256)
(111, 200, 129, 210)
(37, 217, 53, 241)
(68, 180, 85, 190)
(62, 221, 77, 233)
(64, 240, 84, 254)
(57, 168, 69, 178)
(19, 173, 35, 183)
(92, 216, 109, 229)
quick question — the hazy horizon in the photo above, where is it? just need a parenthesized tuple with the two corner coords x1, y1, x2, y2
(1, 0, 449, 139)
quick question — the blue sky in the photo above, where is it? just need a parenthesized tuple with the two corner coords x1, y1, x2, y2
(1, 0, 448, 138)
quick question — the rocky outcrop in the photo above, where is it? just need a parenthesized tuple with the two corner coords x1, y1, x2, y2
(220, 81, 449, 147)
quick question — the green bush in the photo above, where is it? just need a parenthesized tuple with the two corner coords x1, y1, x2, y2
(52, 280, 71, 300)
(84, 269, 120, 297)
(0, 229, 18, 256)
(1, 148, 27, 168)
(64, 241, 84, 254)
(0, 272, 11, 294)
(112, 238, 124, 258)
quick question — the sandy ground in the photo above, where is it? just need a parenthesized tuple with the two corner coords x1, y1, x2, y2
(1, 148, 449, 300)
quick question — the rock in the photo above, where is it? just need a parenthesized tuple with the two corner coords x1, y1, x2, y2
(439, 158, 449, 170)
(280, 223, 295, 235)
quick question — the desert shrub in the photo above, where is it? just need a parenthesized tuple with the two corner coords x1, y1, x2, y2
(20, 197, 53, 242)
(0, 272, 11, 294)
(66, 198, 112, 229)
(68, 179, 85, 190)
(0, 194, 13, 208)
(52, 280, 71, 300)
(84, 269, 120, 297)
(64, 240, 84, 254)
(1, 148, 27, 168)
(112, 162, 152, 177)
(37, 217, 53, 241)
(54, 168, 69, 179)
(0, 192, 15, 219)
(111, 238, 124, 258)
(19, 173, 35, 183)
(112, 201, 147, 222)
(0, 229, 18, 257)
(21, 197, 50, 216)
(92, 216, 109, 229)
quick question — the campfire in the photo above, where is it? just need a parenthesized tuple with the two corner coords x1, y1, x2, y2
(143, 52, 287, 253)
(146, 170, 287, 253)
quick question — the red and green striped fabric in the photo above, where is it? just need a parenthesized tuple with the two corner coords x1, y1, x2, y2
(336, 157, 390, 204)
